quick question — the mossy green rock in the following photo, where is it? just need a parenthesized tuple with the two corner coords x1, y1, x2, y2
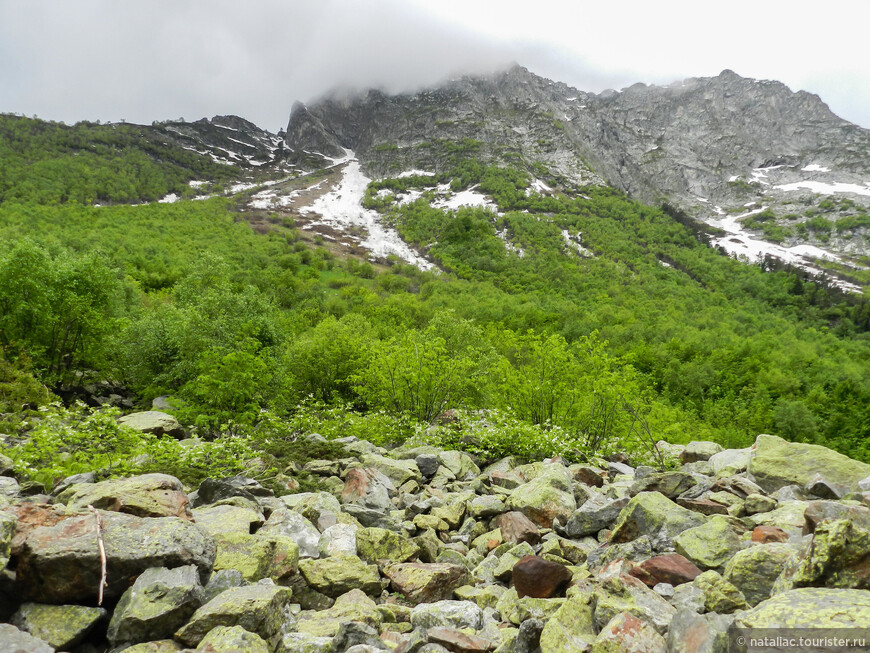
(11, 602, 106, 650)
(609, 492, 706, 545)
(361, 453, 422, 485)
(122, 641, 183, 653)
(506, 464, 576, 528)
(295, 589, 382, 638)
(356, 526, 420, 566)
(384, 562, 471, 604)
(747, 500, 808, 535)
(276, 632, 334, 653)
(191, 504, 264, 537)
(787, 519, 870, 590)
(749, 434, 870, 493)
(693, 570, 748, 613)
(496, 587, 565, 625)
(454, 584, 506, 609)
(57, 473, 192, 519)
(298, 554, 381, 597)
(197, 625, 269, 653)
(439, 450, 481, 480)
(724, 543, 795, 606)
(0, 510, 14, 566)
(107, 565, 204, 645)
(175, 584, 293, 647)
(539, 592, 597, 652)
(735, 588, 870, 628)
(593, 577, 676, 634)
(674, 515, 744, 571)
(212, 532, 299, 582)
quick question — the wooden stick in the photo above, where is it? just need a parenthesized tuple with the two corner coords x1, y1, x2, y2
(87, 505, 107, 606)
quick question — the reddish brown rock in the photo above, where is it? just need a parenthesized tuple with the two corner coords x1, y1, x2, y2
(428, 626, 496, 652)
(512, 555, 572, 599)
(630, 554, 702, 587)
(676, 497, 729, 516)
(751, 525, 789, 544)
(494, 512, 541, 546)
(595, 611, 667, 652)
(341, 468, 375, 504)
(383, 563, 470, 605)
(8, 504, 73, 553)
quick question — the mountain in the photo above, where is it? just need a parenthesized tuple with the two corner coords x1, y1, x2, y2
(283, 65, 870, 279)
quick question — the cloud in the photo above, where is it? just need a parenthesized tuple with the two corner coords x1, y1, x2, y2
(1, 0, 868, 129)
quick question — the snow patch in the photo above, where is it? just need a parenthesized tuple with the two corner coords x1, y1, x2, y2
(528, 179, 552, 195)
(158, 193, 179, 204)
(774, 180, 870, 197)
(561, 229, 593, 257)
(188, 180, 207, 188)
(802, 164, 831, 173)
(432, 186, 496, 211)
(397, 169, 435, 178)
(229, 182, 258, 194)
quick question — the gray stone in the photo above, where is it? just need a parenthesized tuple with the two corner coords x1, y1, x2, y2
(680, 441, 724, 463)
(11, 603, 107, 650)
(119, 410, 185, 438)
(562, 493, 629, 538)
(197, 625, 270, 653)
(415, 454, 441, 478)
(202, 569, 248, 603)
(0, 623, 54, 653)
(259, 508, 321, 559)
(666, 609, 733, 653)
(410, 600, 484, 631)
(319, 523, 358, 557)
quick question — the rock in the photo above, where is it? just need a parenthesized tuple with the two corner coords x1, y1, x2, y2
(175, 584, 293, 647)
(708, 447, 751, 477)
(493, 511, 540, 545)
(692, 570, 748, 613)
(587, 536, 653, 571)
(680, 441, 723, 464)
(119, 410, 185, 438)
(593, 575, 676, 635)
(107, 565, 204, 644)
(786, 519, 870, 590)
(56, 473, 192, 520)
(296, 588, 382, 638)
(592, 611, 666, 653)
(0, 510, 14, 567)
(15, 509, 216, 603)
(751, 525, 789, 543)
(496, 587, 565, 626)
(749, 434, 870, 493)
(0, 623, 54, 653)
(298, 554, 382, 597)
(0, 476, 20, 500)
(505, 463, 576, 528)
(515, 617, 545, 653)
(342, 467, 396, 512)
(492, 542, 536, 582)
(319, 523, 358, 557)
(192, 504, 264, 537)
(468, 495, 505, 520)
(630, 553, 702, 587)
(11, 602, 106, 650)
(211, 531, 299, 582)
(669, 583, 706, 614)
(538, 593, 597, 652)
(384, 562, 470, 604)
(431, 496, 469, 529)
(357, 526, 421, 566)
(198, 625, 270, 652)
(803, 500, 870, 533)
(673, 515, 745, 571)
(438, 451, 481, 481)
(804, 473, 848, 499)
(276, 632, 334, 653)
(746, 501, 808, 537)
(195, 476, 272, 507)
(562, 494, 629, 538)
(416, 454, 441, 478)
(665, 609, 733, 653)
(675, 497, 729, 516)
(539, 535, 592, 565)
(123, 640, 184, 653)
(428, 626, 495, 652)
(333, 621, 388, 651)
(512, 555, 572, 598)
(570, 465, 606, 488)
(735, 587, 870, 628)
(744, 493, 776, 515)
(630, 471, 697, 499)
(723, 543, 794, 606)
(50, 472, 95, 496)
(608, 461, 635, 477)
(202, 569, 248, 603)
(410, 600, 483, 631)
(258, 508, 321, 559)
(609, 492, 706, 547)
(362, 453, 422, 486)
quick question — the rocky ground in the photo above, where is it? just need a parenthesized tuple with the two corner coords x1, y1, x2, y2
(2, 417, 870, 652)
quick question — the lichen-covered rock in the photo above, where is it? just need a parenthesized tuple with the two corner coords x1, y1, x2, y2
(562, 494, 629, 538)
(0, 623, 54, 653)
(468, 494, 505, 520)
(692, 570, 748, 613)
(723, 543, 795, 606)
(439, 450, 481, 480)
(609, 492, 706, 547)
(191, 504, 264, 537)
(197, 625, 269, 653)
(318, 523, 358, 557)
(410, 599, 483, 631)
(107, 565, 204, 644)
(734, 587, 870, 628)
(749, 434, 870, 493)
(57, 473, 192, 520)
(803, 500, 870, 533)
(592, 610, 667, 653)
(680, 441, 723, 464)
(122, 640, 184, 653)
(506, 463, 576, 528)
(538, 592, 597, 653)
(295, 588, 382, 638)
(361, 453, 422, 486)
(212, 531, 299, 582)
(665, 609, 733, 653)
(673, 515, 745, 571)
(593, 575, 676, 635)
(15, 509, 216, 603)
(0, 510, 14, 566)
(357, 526, 420, 566)
(630, 472, 697, 499)
(258, 508, 321, 559)
(174, 584, 293, 647)
(276, 632, 334, 653)
(298, 554, 382, 597)
(783, 519, 870, 591)
(745, 501, 808, 537)
(119, 411, 184, 438)
(384, 562, 470, 604)
(11, 602, 106, 650)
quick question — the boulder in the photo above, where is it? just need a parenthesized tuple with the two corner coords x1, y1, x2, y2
(803, 500, 870, 533)
(341, 467, 396, 512)
(609, 492, 706, 547)
(692, 570, 748, 613)
(708, 447, 751, 477)
(211, 531, 299, 582)
(192, 503, 264, 537)
(505, 464, 576, 528)
(749, 434, 870, 493)
(276, 632, 334, 653)
(361, 453, 422, 486)
(680, 441, 723, 464)
(119, 411, 185, 438)
(298, 554, 382, 597)
(258, 508, 321, 559)
(295, 588, 382, 638)
(438, 450, 481, 480)
(0, 623, 54, 653)
(57, 473, 192, 520)
(318, 523, 358, 557)
(11, 602, 106, 650)
(197, 625, 270, 653)
(468, 495, 505, 520)
(665, 609, 733, 653)
(494, 511, 540, 545)
(629, 553, 702, 587)
(384, 562, 470, 604)
(175, 584, 293, 647)
(562, 494, 629, 538)
(195, 476, 272, 507)
(734, 587, 870, 628)
(593, 575, 676, 635)
(629, 471, 697, 499)
(15, 509, 216, 603)
(751, 525, 789, 544)
(723, 543, 794, 606)
(512, 555, 572, 598)
(357, 526, 421, 566)
(538, 592, 597, 652)
(673, 515, 745, 571)
(785, 519, 870, 590)
(427, 626, 496, 653)
(592, 611, 666, 653)
(410, 600, 483, 631)
(107, 565, 203, 644)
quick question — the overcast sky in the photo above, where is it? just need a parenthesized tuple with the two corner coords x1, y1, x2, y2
(2, 0, 869, 131)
